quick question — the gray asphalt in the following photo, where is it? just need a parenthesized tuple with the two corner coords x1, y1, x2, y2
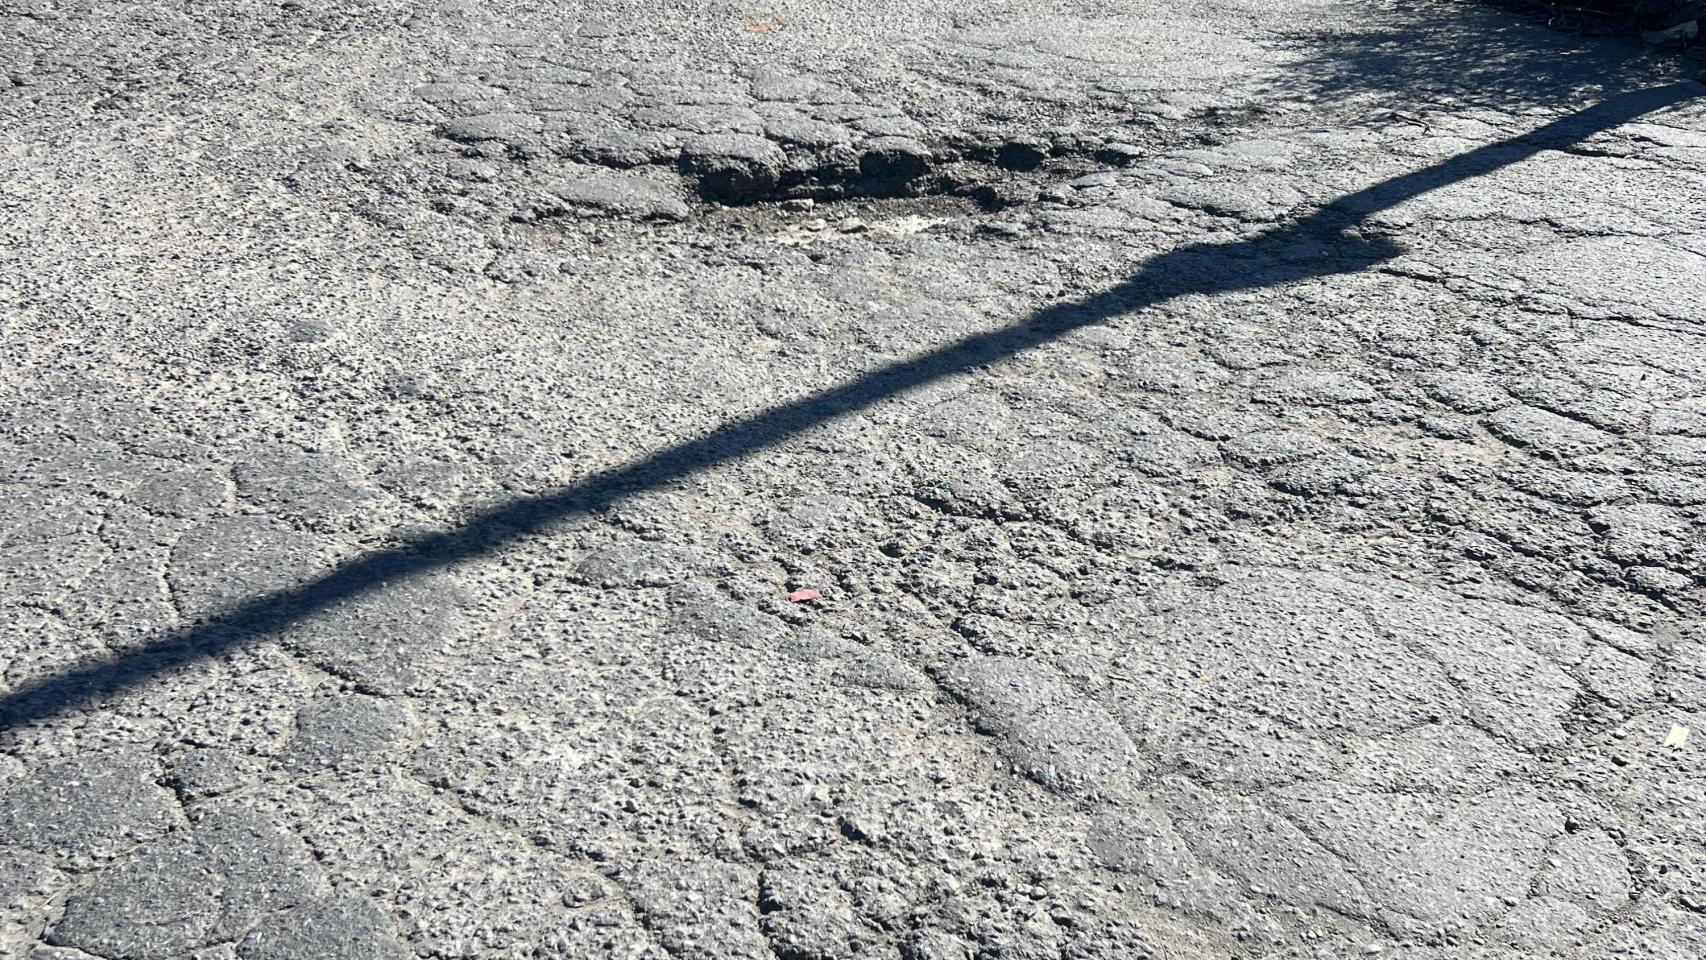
(2, 1, 1704, 958)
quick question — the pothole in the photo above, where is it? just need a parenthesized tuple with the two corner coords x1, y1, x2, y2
(491, 131, 1150, 228)
(391, 57, 1220, 227)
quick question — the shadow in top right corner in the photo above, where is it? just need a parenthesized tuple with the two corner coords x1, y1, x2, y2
(1261, 0, 1703, 114)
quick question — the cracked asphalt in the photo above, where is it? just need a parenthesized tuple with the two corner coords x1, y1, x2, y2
(3, 1, 1705, 958)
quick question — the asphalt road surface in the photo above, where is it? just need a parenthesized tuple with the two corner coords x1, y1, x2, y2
(2, 1, 1704, 958)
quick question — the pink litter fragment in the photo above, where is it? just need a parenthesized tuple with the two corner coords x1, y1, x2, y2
(787, 588, 822, 603)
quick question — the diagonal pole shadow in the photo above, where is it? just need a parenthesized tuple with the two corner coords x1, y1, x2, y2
(1, 82, 1697, 732)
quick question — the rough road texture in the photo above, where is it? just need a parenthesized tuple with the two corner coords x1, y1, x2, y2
(3, 1, 1705, 958)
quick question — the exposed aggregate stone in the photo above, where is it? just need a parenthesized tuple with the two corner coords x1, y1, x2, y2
(2, 0, 1703, 958)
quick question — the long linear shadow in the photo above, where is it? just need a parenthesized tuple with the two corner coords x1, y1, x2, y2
(1, 82, 1696, 732)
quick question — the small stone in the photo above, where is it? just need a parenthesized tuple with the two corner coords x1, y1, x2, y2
(838, 217, 868, 233)
(561, 875, 607, 907)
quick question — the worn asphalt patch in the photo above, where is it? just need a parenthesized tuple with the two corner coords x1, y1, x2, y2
(2, 1, 1703, 958)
